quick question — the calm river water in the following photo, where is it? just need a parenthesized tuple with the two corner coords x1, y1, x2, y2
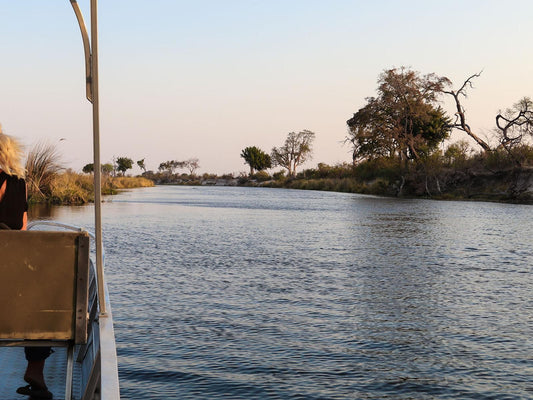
(30, 186, 532, 399)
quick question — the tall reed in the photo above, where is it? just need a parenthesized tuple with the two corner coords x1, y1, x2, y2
(25, 141, 63, 201)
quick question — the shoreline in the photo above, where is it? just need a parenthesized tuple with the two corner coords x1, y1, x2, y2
(30, 167, 533, 206)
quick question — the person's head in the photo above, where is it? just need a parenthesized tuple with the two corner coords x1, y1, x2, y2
(0, 124, 25, 178)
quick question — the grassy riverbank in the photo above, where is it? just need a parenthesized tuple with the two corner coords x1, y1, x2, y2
(243, 149, 533, 204)
(260, 168, 533, 204)
(28, 172, 154, 205)
(34, 146, 531, 205)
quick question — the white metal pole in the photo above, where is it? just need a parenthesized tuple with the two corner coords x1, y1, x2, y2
(70, 0, 106, 314)
(90, 0, 106, 315)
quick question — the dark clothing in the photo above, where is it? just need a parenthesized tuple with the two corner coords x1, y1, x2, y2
(24, 347, 53, 361)
(0, 171, 28, 229)
(0, 172, 50, 361)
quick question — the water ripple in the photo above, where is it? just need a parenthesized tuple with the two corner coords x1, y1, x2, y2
(39, 187, 533, 399)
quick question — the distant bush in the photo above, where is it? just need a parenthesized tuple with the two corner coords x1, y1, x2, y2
(298, 163, 355, 180)
(202, 173, 217, 180)
(109, 176, 154, 189)
(272, 170, 286, 181)
(482, 145, 533, 170)
(47, 172, 92, 204)
(511, 144, 533, 166)
(353, 158, 402, 181)
(251, 171, 271, 182)
(444, 140, 470, 168)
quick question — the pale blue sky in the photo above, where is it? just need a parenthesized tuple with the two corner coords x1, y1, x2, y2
(1, 0, 532, 174)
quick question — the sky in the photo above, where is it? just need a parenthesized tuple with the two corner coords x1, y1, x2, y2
(1, 0, 532, 175)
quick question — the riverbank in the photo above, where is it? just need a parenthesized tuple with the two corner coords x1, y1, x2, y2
(254, 167, 533, 204)
(36, 163, 533, 205)
(145, 167, 533, 204)
(28, 172, 154, 205)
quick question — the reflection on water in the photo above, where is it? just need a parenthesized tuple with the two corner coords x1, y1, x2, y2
(28, 203, 59, 220)
(33, 186, 533, 399)
(28, 202, 93, 221)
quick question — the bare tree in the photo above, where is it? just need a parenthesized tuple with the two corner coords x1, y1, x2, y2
(442, 72, 492, 152)
(271, 130, 315, 177)
(184, 158, 200, 175)
(495, 97, 533, 165)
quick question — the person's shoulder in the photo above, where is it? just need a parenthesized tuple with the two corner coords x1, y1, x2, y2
(3, 172, 25, 184)
(14, 175, 26, 185)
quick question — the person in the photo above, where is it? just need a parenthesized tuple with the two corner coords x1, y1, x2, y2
(0, 125, 53, 399)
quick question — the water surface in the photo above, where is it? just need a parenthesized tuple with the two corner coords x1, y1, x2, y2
(30, 186, 533, 399)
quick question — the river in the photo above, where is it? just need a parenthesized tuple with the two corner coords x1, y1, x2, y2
(29, 186, 532, 399)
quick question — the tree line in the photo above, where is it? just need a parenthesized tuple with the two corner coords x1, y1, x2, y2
(242, 67, 532, 183)
(345, 67, 532, 168)
(80, 66, 531, 194)
(240, 130, 316, 177)
(83, 157, 200, 177)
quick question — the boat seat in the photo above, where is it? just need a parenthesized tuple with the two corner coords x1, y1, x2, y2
(0, 230, 90, 345)
(0, 230, 91, 400)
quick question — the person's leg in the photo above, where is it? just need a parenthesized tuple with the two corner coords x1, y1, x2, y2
(23, 347, 52, 389)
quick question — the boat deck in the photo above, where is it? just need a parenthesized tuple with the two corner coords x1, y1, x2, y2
(0, 347, 82, 400)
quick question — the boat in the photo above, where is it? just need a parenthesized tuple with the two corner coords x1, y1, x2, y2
(0, 1, 120, 399)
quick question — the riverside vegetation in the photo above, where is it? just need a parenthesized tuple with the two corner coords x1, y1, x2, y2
(28, 170, 153, 205)
(25, 142, 153, 205)
(141, 145, 533, 204)
(27, 145, 532, 205)
(260, 150, 533, 203)
(235, 68, 533, 204)
(25, 66, 533, 205)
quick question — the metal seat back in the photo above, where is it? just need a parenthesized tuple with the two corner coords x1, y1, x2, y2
(0, 230, 90, 344)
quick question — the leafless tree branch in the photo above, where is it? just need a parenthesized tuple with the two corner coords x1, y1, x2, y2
(441, 71, 491, 152)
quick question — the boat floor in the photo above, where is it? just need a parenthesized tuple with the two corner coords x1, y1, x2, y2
(0, 347, 82, 400)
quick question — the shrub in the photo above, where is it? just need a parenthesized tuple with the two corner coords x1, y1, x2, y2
(444, 140, 470, 167)
(484, 148, 517, 170)
(272, 170, 286, 181)
(251, 171, 271, 182)
(353, 158, 402, 181)
(110, 176, 154, 189)
(48, 172, 91, 204)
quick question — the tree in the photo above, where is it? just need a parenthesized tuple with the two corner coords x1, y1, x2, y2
(495, 97, 533, 163)
(346, 67, 451, 164)
(184, 158, 200, 175)
(82, 163, 94, 174)
(158, 160, 185, 174)
(83, 163, 115, 174)
(271, 130, 316, 177)
(102, 163, 114, 175)
(444, 140, 471, 166)
(137, 159, 146, 173)
(116, 157, 133, 176)
(158, 161, 170, 174)
(442, 72, 491, 152)
(240, 146, 272, 175)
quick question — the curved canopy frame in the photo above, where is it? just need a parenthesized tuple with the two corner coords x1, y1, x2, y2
(69, 0, 105, 315)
